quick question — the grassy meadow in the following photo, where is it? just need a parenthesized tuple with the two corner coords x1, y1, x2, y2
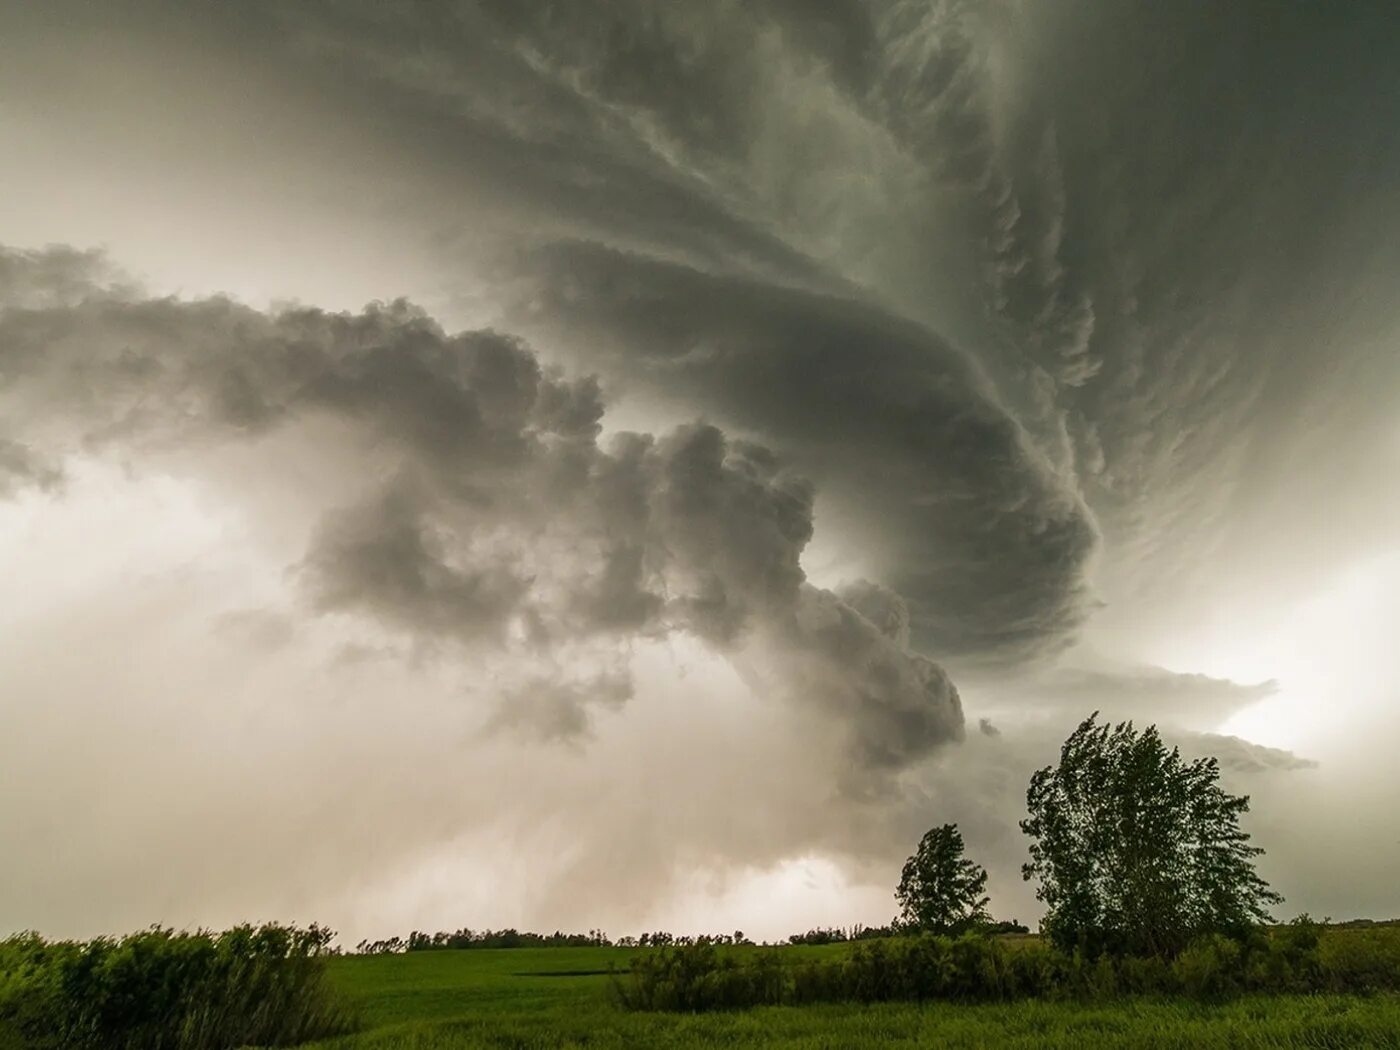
(302, 939, 1400, 1049)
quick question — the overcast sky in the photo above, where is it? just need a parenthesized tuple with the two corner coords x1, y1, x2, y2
(2, 1, 1398, 945)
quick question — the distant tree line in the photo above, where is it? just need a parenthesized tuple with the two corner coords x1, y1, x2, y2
(1328, 918, 1400, 930)
(354, 921, 1040, 955)
(356, 928, 613, 954)
(354, 928, 762, 954)
(786, 925, 898, 946)
(356, 920, 1039, 955)
(786, 920, 1028, 946)
(617, 931, 756, 948)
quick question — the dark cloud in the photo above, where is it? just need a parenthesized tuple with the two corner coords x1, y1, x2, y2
(837, 579, 911, 649)
(254, 0, 1399, 638)
(1178, 733, 1319, 776)
(0, 244, 962, 768)
(0, 244, 129, 309)
(975, 2, 1400, 624)
(758, 585, 963, 780)
(252, 1, 845, 295)
(506, 242, 1098, 667)
(39, 1, 1100, 670)
(303, 478, 532, 646)
(487, 668, 634, 745)
(0, 438, 62, 497)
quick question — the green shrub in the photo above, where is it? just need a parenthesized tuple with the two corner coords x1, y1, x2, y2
(1317, 928, 1400, 993)
(611, 942, 787, 1012)
(895, 933, 954, 1000)
(846, 939, 897, 1002)
(0, 924, 356, 1050)
(1005, 941, 1067, 999)
(790, 956, 848, 1004)
(1171, 934, 1243, 999)
(614, 925, 1400, 1013)
(1241, 917, 1319, 992)
(1115, 952, 1171, 995)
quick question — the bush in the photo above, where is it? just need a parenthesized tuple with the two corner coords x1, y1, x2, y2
(1317, 928, 1400, 993)
(1115, 952, 1171, 995)
(790, 957, 846, 1004)
(1243, 917, 1321, 992)
(611, 943, 786, 1012)
(0, 924, 356, 1050)
(614, 924, 1400, 1013)
(1172, 933, 1243, 999)
(1005, 941, 1068, 999)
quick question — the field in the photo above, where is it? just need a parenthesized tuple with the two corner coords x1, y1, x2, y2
(303, 944, 1400, 1049)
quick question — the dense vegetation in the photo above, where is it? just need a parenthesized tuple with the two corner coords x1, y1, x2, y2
(1023, 715, 1282, 957)
(612, 920, 1400, 1012)
(0, 924, 354, 1050)
(305, 940, 1400, 1049)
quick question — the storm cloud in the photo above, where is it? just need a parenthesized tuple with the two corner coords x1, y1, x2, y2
(0, 245, 962, 774)
(1, 1, 1397, 941)
(504, 243, 1097, 666)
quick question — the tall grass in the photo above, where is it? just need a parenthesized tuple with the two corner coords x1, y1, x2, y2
(0, 924, 357, 1049)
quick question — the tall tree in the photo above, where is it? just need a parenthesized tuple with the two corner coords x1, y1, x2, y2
(1021, 714, 1282, 958)
(896, 823, 990, 934)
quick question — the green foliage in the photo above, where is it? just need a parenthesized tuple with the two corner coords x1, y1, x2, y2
(0, 924, 356, 1050)
(1317, 925, 1400, 992)
(610, 925, 1400, 1013)
(297, 933, 1400, 1048)
(1021, 713, 1282, 958)
(895, 824, 991, 935)
(611, 943, 785, 1012)
(1172, 933, 1244, 999)
(360, 928, 614, 954)
(786, 924, 899, 945)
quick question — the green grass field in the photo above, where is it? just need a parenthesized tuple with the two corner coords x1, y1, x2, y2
(302, 945, 1400, 1049)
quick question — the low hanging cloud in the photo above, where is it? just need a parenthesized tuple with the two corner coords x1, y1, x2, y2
(1179, 734, 1318, 776)
(504, 242, 1099, 668)
(996, 663, 1280, 730)
(0, 243, 962, 777)
(0, 438, 62, 497)
(96, 0, 1106, 669)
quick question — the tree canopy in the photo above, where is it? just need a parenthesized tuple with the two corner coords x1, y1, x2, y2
(895, 823, 991, 934)
(1021, 713, 1282, 957)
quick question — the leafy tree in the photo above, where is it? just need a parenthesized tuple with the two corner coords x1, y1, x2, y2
(895, 823, 991, 933)
(1021, 713, 1282, 958)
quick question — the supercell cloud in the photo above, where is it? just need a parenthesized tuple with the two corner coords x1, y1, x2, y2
(1, 1, 1398, 939)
